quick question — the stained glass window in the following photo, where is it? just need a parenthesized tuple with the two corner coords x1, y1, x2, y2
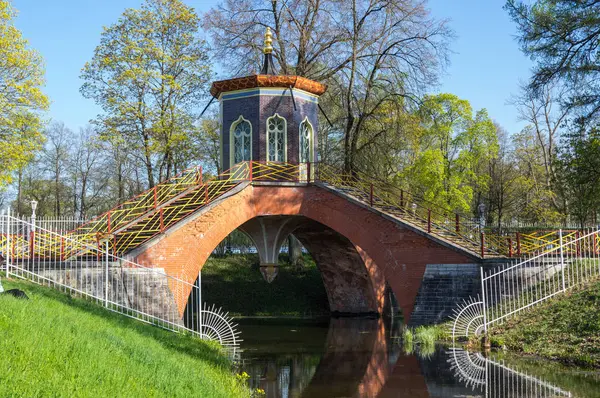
(232, 118, 251, 165)
(299, 119, 313, 163)
(267, 114, 286, 162)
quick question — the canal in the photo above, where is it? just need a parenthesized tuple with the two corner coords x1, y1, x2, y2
(236, 318, 600, 398)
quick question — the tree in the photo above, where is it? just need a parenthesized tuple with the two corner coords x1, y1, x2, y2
(402, 94, 498, 213)
(42, 122, 72, 217)
(505, 0, 600, 122)
(191, 114, 221, 175)
(203, 0, 452, 172)
(0, 1, 49, 186)
(556, 129, 600, 227)
(481, 123, 521, 229)
(70, 126, 110, 219)
(287, 235, 304, 271)
(81, 0, 213, 188)
(510, 82, 569, 213)
(511, 126, 562, 223)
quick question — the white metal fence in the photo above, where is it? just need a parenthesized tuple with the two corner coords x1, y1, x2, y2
(449, 348, 572, 397)
(0, 210, 240, 350)
(453, 228, 600, 339)
(32, 216, 87, 233)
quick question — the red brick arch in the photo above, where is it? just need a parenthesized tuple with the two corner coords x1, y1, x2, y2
(130, 184, 473, 322)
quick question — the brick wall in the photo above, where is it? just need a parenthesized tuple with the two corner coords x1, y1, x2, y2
(131, 184, 474, 323)
(221, 90, 319, 169)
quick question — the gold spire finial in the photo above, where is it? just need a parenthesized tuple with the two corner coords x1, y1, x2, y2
(263, 27, 273, 54)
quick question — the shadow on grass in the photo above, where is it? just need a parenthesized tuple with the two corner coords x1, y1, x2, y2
(2, 277, 231, 369)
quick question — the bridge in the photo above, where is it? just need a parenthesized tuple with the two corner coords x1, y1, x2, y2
(1, 160, 580, 325)
(2, 29, 597, 343)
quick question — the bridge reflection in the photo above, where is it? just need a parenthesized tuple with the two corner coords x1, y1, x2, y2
(238, 319, 574, 397)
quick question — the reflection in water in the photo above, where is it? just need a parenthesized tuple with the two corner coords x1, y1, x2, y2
(449, 348, 572, 397)
(238, 319, 589, 397)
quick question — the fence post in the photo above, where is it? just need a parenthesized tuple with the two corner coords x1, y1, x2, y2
(480, 232, 485, 258)
(306, 162, 311, 183)
(516, 232, 521, 256)
(427, 209, 432, 233)
(576, 230, 581, 257)
(455, 214, 460, 233)
(197, 270, 202, 338)
(8, 210, 14, 269)
(369, 183, 374, 207)
(480, 266, 488, 334)
(559, 229, 566, 292)
(159, 208, 165, 233)
(107, 211, 112, 234)
(508, 237, 513, 257)
(60, 237, 65, 261)
(105, 240, 109, 308)
(248, 161, 253, 182)
(96, 234, 100, 261)
(3, 210, 8, 276)
(29, 230, 35, 260)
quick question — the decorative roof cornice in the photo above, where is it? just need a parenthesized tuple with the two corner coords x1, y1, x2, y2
(210, 75, 327, 98)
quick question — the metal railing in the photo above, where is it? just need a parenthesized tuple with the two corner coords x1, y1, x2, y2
(4, 162, 593, 260)
(449, 348, 572, 397)
(452, 228, 600, 339)
(0, 211, 240, 350)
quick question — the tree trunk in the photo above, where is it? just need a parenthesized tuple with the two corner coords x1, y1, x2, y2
(16, 167, 23, 215)
(288, 234, 304, 271)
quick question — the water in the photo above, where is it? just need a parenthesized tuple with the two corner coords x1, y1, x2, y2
(236, 318, 600, 398)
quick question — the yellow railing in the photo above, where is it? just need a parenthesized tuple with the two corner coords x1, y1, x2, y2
(315, 164, 593, 258)
(2, 161, 594, 260)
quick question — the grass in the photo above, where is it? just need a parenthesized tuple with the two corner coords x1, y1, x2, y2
(202, 254, 329, 317)
(401, 324, 448, 357)
(489, 278, 600, 368)
(0, 277, 250, 397)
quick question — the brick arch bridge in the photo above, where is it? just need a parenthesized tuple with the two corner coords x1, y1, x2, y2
(128, 182, 477, 323)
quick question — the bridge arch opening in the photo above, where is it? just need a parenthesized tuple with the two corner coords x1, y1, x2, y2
(180, 215, 389, 327)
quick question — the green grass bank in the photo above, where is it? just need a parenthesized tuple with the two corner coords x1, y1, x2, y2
(202, 254, 329, 317)
(0, 278, 249, 397)
(489, 279, 600, 368)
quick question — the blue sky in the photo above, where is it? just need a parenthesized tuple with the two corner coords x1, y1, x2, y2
(11, 0, 532, 134)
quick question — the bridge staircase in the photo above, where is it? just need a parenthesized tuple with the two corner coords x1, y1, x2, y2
(315, 165, 493, 258)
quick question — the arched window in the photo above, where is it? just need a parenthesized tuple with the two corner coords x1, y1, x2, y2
(267, 114, 287, 162)
(299, 118, 313, 163)
(230, 116, 252, 166)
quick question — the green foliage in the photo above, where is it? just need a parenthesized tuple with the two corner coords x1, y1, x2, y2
(0, 278, 249, 397)
(402, 93, 498, 212)
(490, 279, 600, 368)
(490, 336, 505, 348)
(202, 254, 329, 317)
(510, 126, 563, 223)
(401, 324, 448, 358)
(414, 325, 437, 348)
(402, 327, 414, 345)
(505, 0, 600, 122)
(555, 130, 600, 227)
(80, 0, 213, 187)
(0, 1, 49, 187)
